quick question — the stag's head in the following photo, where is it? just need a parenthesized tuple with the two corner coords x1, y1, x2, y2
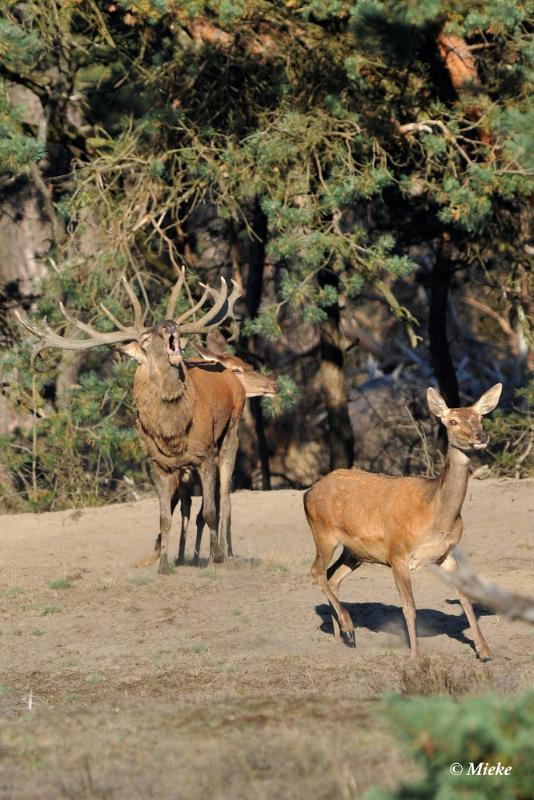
(427, 383, 502, 451)
(15, 269, 241, 389)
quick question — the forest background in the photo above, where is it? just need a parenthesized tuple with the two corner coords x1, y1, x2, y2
(0, 0, 532, 512)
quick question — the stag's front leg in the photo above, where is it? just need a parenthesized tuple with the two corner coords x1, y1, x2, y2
(218, 422, 239, 559)
(151, 464, 179, 575)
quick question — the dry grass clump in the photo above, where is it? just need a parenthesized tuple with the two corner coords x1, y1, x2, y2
(396, 655, 492, 697)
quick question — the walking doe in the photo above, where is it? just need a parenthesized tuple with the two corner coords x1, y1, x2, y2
(304, 384, 502, 659)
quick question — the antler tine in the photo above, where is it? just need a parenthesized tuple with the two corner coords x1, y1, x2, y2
(15, 300, 149, 368)
(59, 302, 106, 338)
(120, 275, 144, 331)
(173, 283, 211, 326)
(165, 265, 186, 320)
(178, 277, 241, 335)
(177, 276, 227, 334)
(14, 311, 55, 368)
(100, 303, 130, 332)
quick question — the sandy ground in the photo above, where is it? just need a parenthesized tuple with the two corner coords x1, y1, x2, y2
(0, 479, 533, 799)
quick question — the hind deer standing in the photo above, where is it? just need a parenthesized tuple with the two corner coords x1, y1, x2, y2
(175, 332, 280, 564)
(304, 384, 502, 659)
(16, 269, 245, 573)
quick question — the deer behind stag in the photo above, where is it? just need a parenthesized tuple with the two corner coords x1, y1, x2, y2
(16, 269, 250, 573)
(304, 383, 502, 659)
(168, 329, 280, 565)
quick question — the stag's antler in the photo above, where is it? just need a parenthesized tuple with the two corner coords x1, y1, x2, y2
(16, 270, 241, 366)
(164, 264, 241, 335)
(177, 277, 241, 335)
(15, 275, 149, 367)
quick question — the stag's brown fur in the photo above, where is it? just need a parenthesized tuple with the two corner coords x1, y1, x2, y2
(134, 361, 244, 470)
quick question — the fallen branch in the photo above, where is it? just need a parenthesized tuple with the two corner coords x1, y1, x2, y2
(430, 550, 534, 625)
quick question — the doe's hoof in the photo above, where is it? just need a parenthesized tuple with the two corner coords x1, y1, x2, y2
(341, 629, 356, 649)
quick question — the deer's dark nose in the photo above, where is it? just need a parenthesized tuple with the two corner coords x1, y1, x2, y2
(272, 382, 280, 393)
(161, 319, 177, 333)
(476, 431, 488, 443)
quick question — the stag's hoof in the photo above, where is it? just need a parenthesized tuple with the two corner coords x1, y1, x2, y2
(478, 652, 492, 663)
(341, 629, 356, 648)
(158, 555, 172, 575)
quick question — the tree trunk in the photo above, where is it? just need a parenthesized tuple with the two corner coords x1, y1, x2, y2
(242, 200, 271, 490)
(318, 273, 354, 470)
(55, 350, 85, 408)
(429, 243, 459, 407)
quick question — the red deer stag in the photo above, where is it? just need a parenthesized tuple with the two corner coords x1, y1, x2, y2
(304, 383, 502, 660)
(16, 270, 245, 573)
(175, 335, 279, 564)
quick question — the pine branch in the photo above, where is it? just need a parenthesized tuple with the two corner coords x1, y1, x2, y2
(0, 63, 49, 100)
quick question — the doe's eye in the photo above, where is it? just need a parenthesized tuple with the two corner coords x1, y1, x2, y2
(449, 420, 458, 427)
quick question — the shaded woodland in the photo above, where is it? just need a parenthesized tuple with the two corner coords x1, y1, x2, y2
(0, 0, 532, 511)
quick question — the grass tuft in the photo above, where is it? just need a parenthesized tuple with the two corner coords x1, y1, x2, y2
(48, 578, 72, 590)
(397, 655, 492, 697)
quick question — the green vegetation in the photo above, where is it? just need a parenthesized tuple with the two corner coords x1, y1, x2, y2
(365, 691, 534, 800)
(0, 0, 532, 510)
(48, 578, 72, 590)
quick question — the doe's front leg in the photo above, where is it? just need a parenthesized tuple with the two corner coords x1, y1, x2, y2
(392, 561, 420, 659)
(440, 553, 492, 661)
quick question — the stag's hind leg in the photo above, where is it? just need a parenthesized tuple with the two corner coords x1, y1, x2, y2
(192, 500, 205, 566)
(176, 480, 192, 566)
(440, 553, 491, 660)
(198, 460, 224, 565)
(217, 421, 240, 559)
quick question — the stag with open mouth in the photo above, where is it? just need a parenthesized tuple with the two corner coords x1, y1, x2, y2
(16, 268, 246, 573)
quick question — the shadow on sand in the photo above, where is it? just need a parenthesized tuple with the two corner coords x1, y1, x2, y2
(315, 599, 494, 653)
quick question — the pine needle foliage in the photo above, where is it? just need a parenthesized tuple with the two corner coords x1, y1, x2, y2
(365, 691, 534, 800)
(0, 0, 532, 506)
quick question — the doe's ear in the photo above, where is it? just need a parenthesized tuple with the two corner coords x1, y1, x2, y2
(206, 329, 227, 354)
(119, 342, 147, 364)
(427, 387, 449, 419)
(472, 383, 502, 415)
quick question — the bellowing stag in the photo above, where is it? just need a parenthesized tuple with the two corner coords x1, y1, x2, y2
(16, 270, 246, 573)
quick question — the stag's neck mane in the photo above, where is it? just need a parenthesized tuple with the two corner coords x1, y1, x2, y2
(133, 361, 195, 452)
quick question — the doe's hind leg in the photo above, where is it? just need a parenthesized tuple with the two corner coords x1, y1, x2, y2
(327, 547, 362, 642)
(310, 536, 356, 648)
